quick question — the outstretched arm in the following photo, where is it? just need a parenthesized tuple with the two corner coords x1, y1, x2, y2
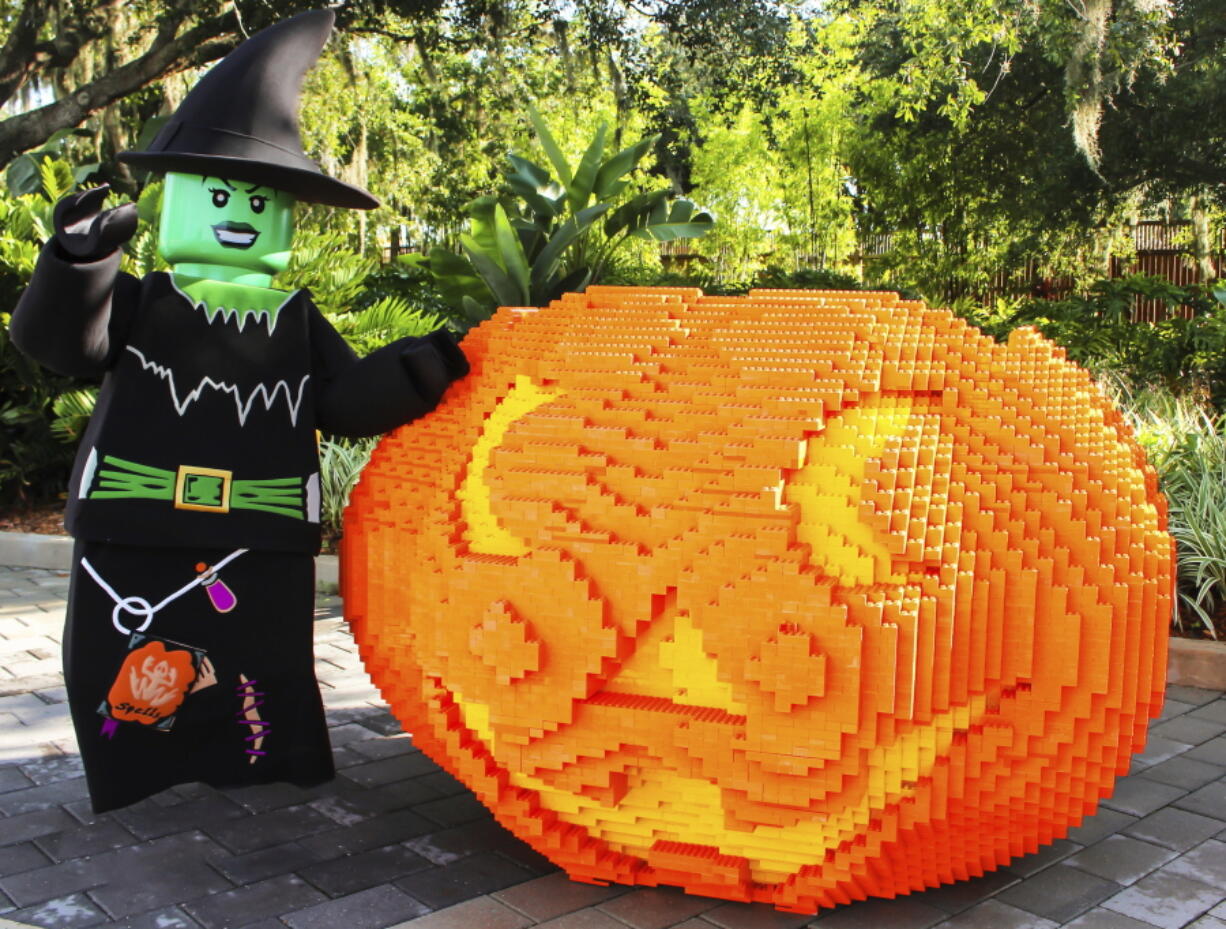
(9, 185, 140, 377)
(310, 305, 469, 438)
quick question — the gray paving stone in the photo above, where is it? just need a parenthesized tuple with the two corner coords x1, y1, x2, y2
(0, 777, 87, 817)
(1125, 806, 1226, 851)
(298, 842, 431, 896)
(1187, 917, 1226, 929)
(1188, 698, 1226, 722)
(390, 895, 531, 929)
(323, 722, 382, 748)
(0, 767, 32, 794)
(532, 909, 637, 929)
(32, 819, 138, 862)
(1100, 777, 1187, 817)
(415, 771, 469, 798)
(284, 884, 431, 929)
(414, 792, 491, 828)
(328, 777, 447, 814)
(1151, 715, 1226, 746)
(802, 897, 941, 929)
(996, 864, 1122, 923)
(0, 831, 230, 916)
(591, 887, 717, 929)
(1175, 777, 1226, 819)
(203, 802, 337, 854)
(349, 734, 419, 761)
(112, 793, 248, 840)
(323, 706, 392, 728)
(1063, 908, 1161, 929)
(208, 840, 327, 885)
(403, 817, 545, 867)
(1065, 807, 1139, 846)
(182, 874, 327, 929)
(1164, 838, 1226, 888)
(1004, 839, 1083, 878)
(1138, 754, 1224, 790)
(1065, 834, 1176, 886)
(108, 905, 202, 929)
(701, 900, 814, 928)
(394, 851, 539, 910)
(1186, 735, 1226, 766)
(0, 843, 50, 878)
(338, 752, 442, 788)
(306, 793, 375, 826)
(15, 755, 81, 787)
(1102, 867, 1224, 929)
(919, 899, 1056, 929)
(0, 806, 78, 846)
(223, 780, 329, 814)
(355, 709, 403, 737)
(1133, 734, 1194, 767)
(492, 872, 628, 922)
(6, 892, 109, 928)
(297, 808, 436, 857)
(911, 869, 1019, 913)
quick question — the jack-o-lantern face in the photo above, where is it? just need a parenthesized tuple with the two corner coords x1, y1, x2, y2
(343, 287, 1173, 913)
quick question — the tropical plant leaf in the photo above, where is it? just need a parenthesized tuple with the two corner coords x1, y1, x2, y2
(567, 123, 607, 213)
(630, 200, 715, 242)
(426, 245, 492, 309)
(39, 159, 73, 202)
(593, 134, 658, 200)
(603, 190, 670, 238)
(493, 203, 531, 300)
(528, 104, 572, 188)
(461, 233, 524, 306)
(505, 154, 563, 221)
(464, 195, 502, 262)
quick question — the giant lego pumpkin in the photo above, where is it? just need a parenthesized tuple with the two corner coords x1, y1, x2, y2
(341, 286, 1173, 913)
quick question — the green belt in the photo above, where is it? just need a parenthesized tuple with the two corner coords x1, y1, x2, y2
(89, 455, 305, 520)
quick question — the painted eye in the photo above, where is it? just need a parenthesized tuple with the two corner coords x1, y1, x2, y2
(249, 195, 266, 214)
(210, 188, 230, 208)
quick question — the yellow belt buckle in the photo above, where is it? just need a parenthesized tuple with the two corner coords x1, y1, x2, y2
(174, 465, 233, 513)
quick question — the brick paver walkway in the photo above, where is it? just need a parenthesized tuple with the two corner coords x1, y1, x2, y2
(0, 563, 1223, 929)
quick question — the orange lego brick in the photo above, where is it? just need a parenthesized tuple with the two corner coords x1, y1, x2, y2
(341, 286, 1174, 914)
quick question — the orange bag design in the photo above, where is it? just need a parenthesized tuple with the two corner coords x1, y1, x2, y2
(106, 639, 198, 726)
(342, 287, 1174, 913)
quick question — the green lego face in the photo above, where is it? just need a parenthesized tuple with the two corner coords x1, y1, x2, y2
(158, 172, 294, 274)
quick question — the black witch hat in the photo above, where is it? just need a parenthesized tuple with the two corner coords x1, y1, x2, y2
(119, 10, 377, 210)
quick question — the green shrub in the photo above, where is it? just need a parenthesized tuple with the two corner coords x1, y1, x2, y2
(1122, 386, 1226, 638)
(318, 435, 377, 541)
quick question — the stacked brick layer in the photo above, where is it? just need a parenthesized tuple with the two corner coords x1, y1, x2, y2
(341, 286, 1175, 913)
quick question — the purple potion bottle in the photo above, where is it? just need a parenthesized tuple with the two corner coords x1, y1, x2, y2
(197, 562, 238, 613)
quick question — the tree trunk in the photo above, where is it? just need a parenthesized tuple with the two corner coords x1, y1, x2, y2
(1190, 194, 1217, 283)
(0, 13, 236, 168)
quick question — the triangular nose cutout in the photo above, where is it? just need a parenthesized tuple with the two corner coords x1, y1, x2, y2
(603, 590, 747, 715)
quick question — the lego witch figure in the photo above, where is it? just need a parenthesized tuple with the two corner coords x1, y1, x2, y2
(9, 10, 467, 813)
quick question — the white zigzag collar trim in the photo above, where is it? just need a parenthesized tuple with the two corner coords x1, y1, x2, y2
(124, 344, 311, 427)
(166, 273, 299, 336)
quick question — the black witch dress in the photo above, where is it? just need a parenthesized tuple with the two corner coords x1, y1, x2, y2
(11, 239, 465, 812)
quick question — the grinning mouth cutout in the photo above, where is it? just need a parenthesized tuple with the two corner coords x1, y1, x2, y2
(212, 222, 260, 249)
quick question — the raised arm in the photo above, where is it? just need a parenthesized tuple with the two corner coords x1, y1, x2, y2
(9, 186, 140, 377)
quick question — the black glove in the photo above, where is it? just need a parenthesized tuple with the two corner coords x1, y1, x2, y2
(52, 184, 139, 262)
(400, 329, 469, 407)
